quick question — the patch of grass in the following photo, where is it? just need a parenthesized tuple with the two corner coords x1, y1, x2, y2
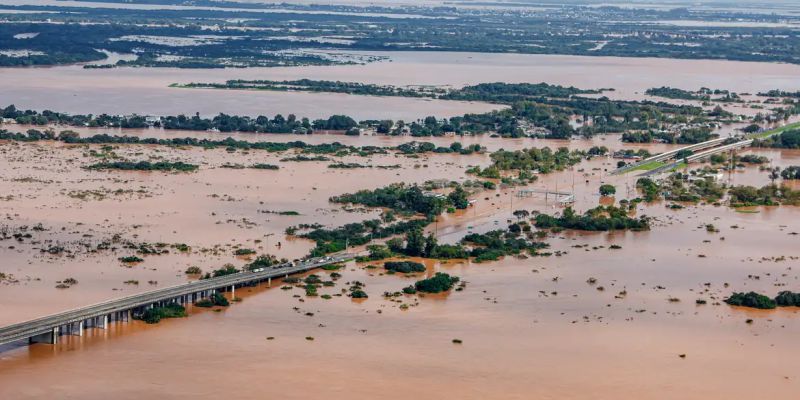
(628, 160, 666, 172)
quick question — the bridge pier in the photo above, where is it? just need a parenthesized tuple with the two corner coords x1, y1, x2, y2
(1, 255, 353, 349)
(29, 327, 59, 345)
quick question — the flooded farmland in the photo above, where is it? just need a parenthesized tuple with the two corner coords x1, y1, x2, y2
(0, 132, 798, 398)
(0, 51, 800, 399)
(2, 52, 800, 120)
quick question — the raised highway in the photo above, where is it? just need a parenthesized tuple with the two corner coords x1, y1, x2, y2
(0, 253, 353, 347)
(613, 121, 800, 177)
(610, 137, 728, 175)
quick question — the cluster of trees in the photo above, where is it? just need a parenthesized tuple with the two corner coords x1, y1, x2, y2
(440, 82, 603, 103)
(753, 129, 800, 149)
(330, 183, 470, 217)
(183, 79, 436, 98)
(467, 146, 585, 182)
(382, 229, 470, 259)
(2, 105, 361, 134)
(395, 141, 483, 155)
(201, 265, 239, 280)
(135, 303, 186, 324)
(383, 261, 426, 273)
(0, 129, 391, 157)
(461, 228, 549, 263)
(161, 113, 356, 133)
(534, 206, 650, 231)
(413, 273, 460, 294)
(725, 291, 800, 309)
(622, 127, 717, 144)
(170, 80, 713, 140)
(2, 73, 723, 141)
(728, 184, 800, 206)
(781, 166, 800, 180)
(599, 184, 616, 197)
(86, 161, 198, 172)
(195, 292, 230, 307)
(299, 218, 430, 256)
(638, 175, 799, 206)
(488, 147, 585, 173)
(2, 105, 146, 128)
(737, 154, 769, 164)
(638, 173, 725, 203)
(645, 87, 706, 101)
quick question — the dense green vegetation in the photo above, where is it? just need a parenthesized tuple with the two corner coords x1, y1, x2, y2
(637, 173, 725, 203)
(727, 184, 800, 207)
(645, 87, 706, 101)
(753, 129, 800, 149)
(725, 292, 776, 309)
(467, 147, 586, 182)
(194, 292, 230, 307)
(135, 303, 187, 324)
(330, 183, 469, 217)
(724, 291, 800, 309)
(461, 228, 549, 262)
(775, 291, 800, 307)
(414, 272, 460, 294)
(0, 129, 386, 157)
(165, 80, 713, 139)
(86, 160, 198, 172)
(0, 105, 354, 134)
(599, 184, 616, 197)
(534, 206, 650, 231)
(384, 261, 426, 273)
(201, 265, 239, 279)
(781, 166, 800, 180)
(0, 74, 734, 141)
(637, 174, 799, 206)
(297, 218, 431, 257)
(622, 126, 718, 144)
(251, 163, 280, 170)
(395, 141, 483, 155)
(180, 79, 437, 98)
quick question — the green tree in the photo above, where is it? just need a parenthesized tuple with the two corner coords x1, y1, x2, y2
(448, 185, 470, 209)
(424, 234, 438, 257)
(599, 184, 616, 197)
(404, 229, 426, 256)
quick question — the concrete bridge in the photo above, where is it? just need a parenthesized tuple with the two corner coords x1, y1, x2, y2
(639, 139, 755, 177)
(0, 253, 353, 347)
(613, 121, 799, 177)
(610, 137, 729, 175)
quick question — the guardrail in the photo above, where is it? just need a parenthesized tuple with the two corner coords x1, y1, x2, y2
(0, 254, 354, 346)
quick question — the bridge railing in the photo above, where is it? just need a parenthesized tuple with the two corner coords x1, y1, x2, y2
(0, 254, 353, 344)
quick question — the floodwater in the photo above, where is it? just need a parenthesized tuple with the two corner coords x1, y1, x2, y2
(1, 48, 800, 399)
(0, 134, 799, 399)
(2, 51, 800, 120)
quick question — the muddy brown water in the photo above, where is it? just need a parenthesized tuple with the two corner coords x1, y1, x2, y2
(1, 49, 800, 398)
(2, 51, 800, 120)
(0, 134, 799, 398)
